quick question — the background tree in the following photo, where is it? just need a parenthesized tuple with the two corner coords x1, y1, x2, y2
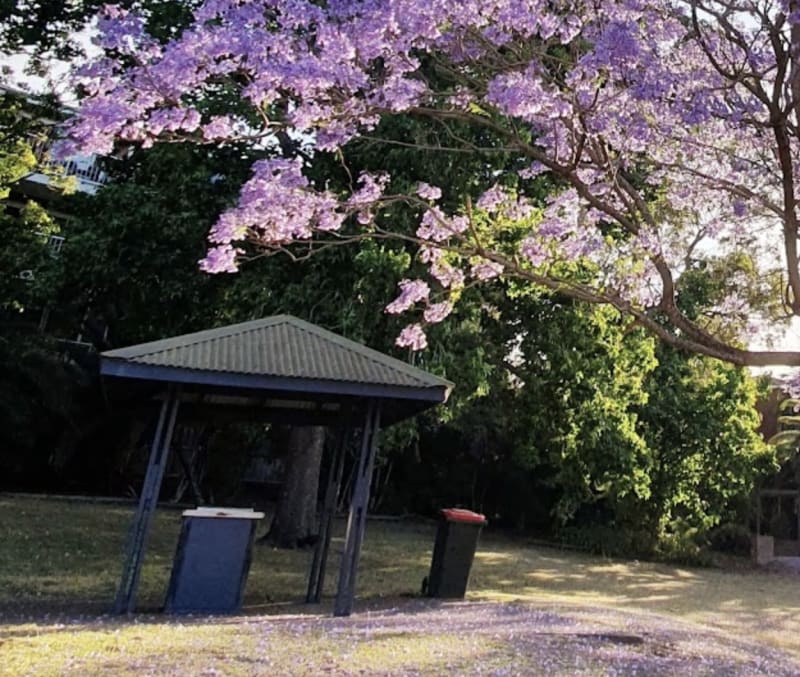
(0, 1, 777, 562)
(0, 90, 62, 313)
(404, 284, 774, 558)
(637, 345, 772, 558)
(0, 88, 91, 487)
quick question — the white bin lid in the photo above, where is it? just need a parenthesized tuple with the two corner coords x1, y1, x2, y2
(182, 506, 265, 519)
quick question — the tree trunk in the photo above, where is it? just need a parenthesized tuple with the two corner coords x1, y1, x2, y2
(263, 425, 325, 548)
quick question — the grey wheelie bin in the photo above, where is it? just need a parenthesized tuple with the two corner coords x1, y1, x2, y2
(164, 507, 264, 614)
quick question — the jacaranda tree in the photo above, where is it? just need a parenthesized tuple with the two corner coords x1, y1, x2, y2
(60, 1, 800, 375)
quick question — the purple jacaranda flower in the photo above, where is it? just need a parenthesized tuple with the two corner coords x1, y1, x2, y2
(430, 261, 465, 289)
(60, 0, 800, 363)
(417, 208, 467, 242)
(423, 301, 453, 323)
(202, 115, 235, 140)
(396, 323, 428, 350)
(518, 162, 548, 179)
(348, 172, 390, 206)
(419, 245, 443, 264)
(471, 259, 504, 280)
(385, 279, 431, 314)
(476, 185, 507, 213)
(416, 182, 442, 201)
(521, 237, 548, 267)
(199, 244, 241, 273)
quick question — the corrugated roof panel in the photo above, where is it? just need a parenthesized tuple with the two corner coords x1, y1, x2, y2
(101, 315, 451, 391)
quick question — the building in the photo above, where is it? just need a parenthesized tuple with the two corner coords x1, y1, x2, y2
(2, 83, 107, 212)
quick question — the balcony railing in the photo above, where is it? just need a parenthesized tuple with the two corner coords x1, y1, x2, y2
(28, 134, 108, 192)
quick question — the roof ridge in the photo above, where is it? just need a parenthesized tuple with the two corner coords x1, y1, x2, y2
(289, 318, 451, 387)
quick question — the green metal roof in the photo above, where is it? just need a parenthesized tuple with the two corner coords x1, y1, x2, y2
(100, 315, 452, 405)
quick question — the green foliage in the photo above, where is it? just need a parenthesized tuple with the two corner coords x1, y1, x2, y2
(557, 525, 659, 559)
(0, 324, 94, 487)
(527, 344, 772, 561)
(706, 521, 753, 556)
(0, 92, 61, 314)
(678, 257, 783, 344)
(0, 201, 59, 313)
(0, 131, 35, 199)
(0, 91, 87, 479)
(636, 347, 775, 556)
(392, 275, 770, 561)
(468, 290, 658, 526)
(56, 143, 257, 344)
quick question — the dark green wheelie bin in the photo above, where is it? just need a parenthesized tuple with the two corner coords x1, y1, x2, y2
(426, 508, 487, 598)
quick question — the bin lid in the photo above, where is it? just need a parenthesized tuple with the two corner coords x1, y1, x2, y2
(440, 508, 487, 524)
(182, 506, 265, 519)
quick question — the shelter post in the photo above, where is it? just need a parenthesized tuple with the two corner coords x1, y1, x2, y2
(306, 426, 350, 603)
(334, 402, 381, 616)
(112, 384, 181, 614)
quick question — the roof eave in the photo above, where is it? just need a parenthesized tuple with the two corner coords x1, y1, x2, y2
(100, 358, 451, 404)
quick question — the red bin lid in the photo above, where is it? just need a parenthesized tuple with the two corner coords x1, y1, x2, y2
(440, 508, 487, 524)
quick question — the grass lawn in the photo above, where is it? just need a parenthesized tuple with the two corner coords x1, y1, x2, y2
(2, 494, 800, 675)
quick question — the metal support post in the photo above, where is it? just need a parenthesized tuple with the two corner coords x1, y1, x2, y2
(112, 384, 180, 614)
(306, 427, 350, 603)
(334, 402, 381, 617)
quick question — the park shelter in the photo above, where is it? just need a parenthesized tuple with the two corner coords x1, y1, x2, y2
(100, 315, 452, 616)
